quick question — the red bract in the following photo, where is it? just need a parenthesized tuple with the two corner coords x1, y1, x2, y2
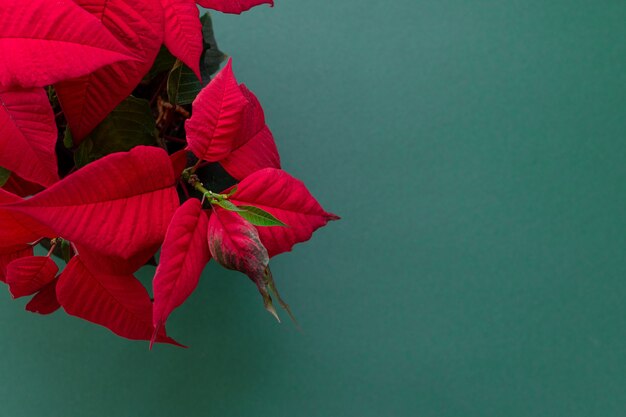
(152, 199, 211, 346)
(6, 256, 58, 298)
(0, 0, 137, 89)
(229, 168, 340, 257)
(57, 256, 180, 345)
(196, 0, 274, 14)
(25, 278, 60, 315)
(56, 0, 164, 142)
(186, 59, 249, 161)
(6, 146, 179, 260)
(0, 88, 59, 187)
(160, 0, 204, 79)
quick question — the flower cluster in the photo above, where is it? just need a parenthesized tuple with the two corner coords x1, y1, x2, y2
(0, 0, 336, 346)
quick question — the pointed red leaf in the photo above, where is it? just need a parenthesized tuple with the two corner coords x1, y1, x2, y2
(0, 245, 34, 283)
(230, 168, 339, 257)
(6, 146, 179, 260)
(0, 88, 59, 187)
(56, 0, 164, 142)
(196, 0, 273, 14)
(0, 0, 138, 89)
(6, 256, 58, 298)
(185, 59, 249, 161)
(207, 206, 268, 283)
(26, 278, 61, 315)
(57, 256, 180, 345)
(152, 199, 211, 343)
(160, 0, 203, 79)
(219, 85, 280, 180)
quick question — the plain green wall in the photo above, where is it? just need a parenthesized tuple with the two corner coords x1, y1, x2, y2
(2, 1, 626, 416)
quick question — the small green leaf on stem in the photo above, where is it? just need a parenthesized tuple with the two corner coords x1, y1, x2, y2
(213, 199, 245, 212)
(236, 205, 287, 227)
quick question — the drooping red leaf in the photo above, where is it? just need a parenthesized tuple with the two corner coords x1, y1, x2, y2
(0, 88, 59, 187)
(0, 245, 34, 283)
(2, 174, 44, 197)
(0, 0, 138, 89)
(229, 168, 339, 257)
(219, 85, 280, 180)
(196, 0, 273, 14)
(185, 59, 249, 161)
(5, 256, 58, 298)
(160, 0, 203, 79)
(6, 146, 179, 260)
(76, 244, 158, 276)
(25, 278, 61, 315)
(152, 199, 211, 345)
(57, 256, 180, 345)
(207, 207, 267, 284)
(56, 0, 164, 142)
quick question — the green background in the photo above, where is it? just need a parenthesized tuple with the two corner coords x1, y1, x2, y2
(2, 1, 626, 416)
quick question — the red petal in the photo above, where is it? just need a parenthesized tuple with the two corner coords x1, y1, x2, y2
(230, 168, 339, 257)
(170, 149, 190, 178)
(75, 244, 158, 276)
(0, 245, 34, 283)
(185, 59, 249, 161)
(207, 206, 268, 283)
(152, 199, 211, 343)
(6, 256, 58, 298)
(57, 256, 180, 345)
(25, 278, 61, 315)
(56, 0, 164, 142)
(0, 189, 51, 249)
(220, 126, 280, 180)
(0, 0, 138, 89)
(196, 0, 273, 14)
(7, 146, 179, 260)
(0, 88, 59, 187)
(160, 0, 203, 79)
(2, 174, 44, 197)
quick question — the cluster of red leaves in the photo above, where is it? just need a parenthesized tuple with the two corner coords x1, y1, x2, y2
(0, 0, 337, 347)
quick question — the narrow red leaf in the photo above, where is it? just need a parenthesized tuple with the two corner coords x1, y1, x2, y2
(0, 245, 34, 283)
(219, 85, 280, 180)
(196, 0, 273, 14)
(152, 199, 211, 345)
(0, 88, 60, 187)
(56, 0, 164, 142)
(0, 0, 138, 89)
(57, 256, 180, 345)
(25, 278, 61, 315)
(6, 146, 179, 260)
(6, 256, 58, 298)
(160, 0, 203, 79)
(229, 168, 339, 257)
(185, 59, 249, 161)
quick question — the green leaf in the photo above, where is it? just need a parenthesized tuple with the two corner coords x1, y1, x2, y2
(213, 199, 245, 212)
(200, 13, 227, 81)
(236, 205, 287, 227)
(167, 60, 204, 105)
(142, 46, 177, 83)
(74, 96, 158, 168)
(0, 166, 11, 187)
(63, 127, 74, 149)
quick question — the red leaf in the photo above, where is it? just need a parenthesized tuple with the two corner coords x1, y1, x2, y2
(207, 206, 267, 284)
(185, 59, 249, 161)
(0, 0, 138, 89)
(25, 278, 61, 315)
(152, 199, 211, 344)
(170, 149, 189, 178)
(230, 168, 339, 257)
(0, 191, 50, 251)
(6, 146, 179, 260)
(160, 0, 203, 79)
(57, 256, 180, 345)
(196, 0, 273, 14)
(2, 174, 44, 197)
(0, 245, 34, 283)
(219, 85, 280, 180)
(6, 256, 58, 298)
(56, 0, 164, 142)
(0, 88, 60, 187)
(75, 244, 157, 276)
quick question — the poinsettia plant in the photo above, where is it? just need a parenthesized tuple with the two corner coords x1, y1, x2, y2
(0, 0, 337, 347)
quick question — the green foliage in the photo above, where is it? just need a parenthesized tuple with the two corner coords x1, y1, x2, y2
(236, 205, 287, 227)
(0, 166, 10, 186)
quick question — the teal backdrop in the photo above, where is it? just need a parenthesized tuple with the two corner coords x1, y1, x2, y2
(2, 1, 626, 416)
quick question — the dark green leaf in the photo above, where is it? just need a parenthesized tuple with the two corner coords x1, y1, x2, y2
(143, 46, 177, 83)
(200, 13, 227, 82)
(237, 205, 287, 227)
(74, 96, 158, 167)
(63, 127, 74, 149)
(0, 166, 11, 187)
(167, 60, 204, 105)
